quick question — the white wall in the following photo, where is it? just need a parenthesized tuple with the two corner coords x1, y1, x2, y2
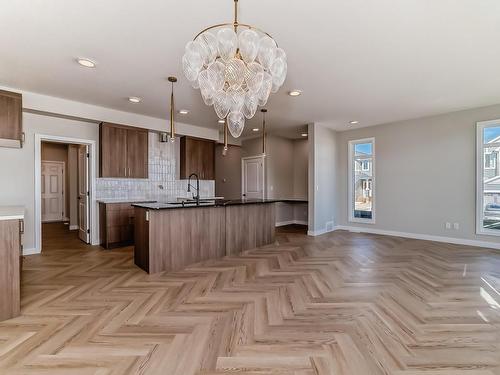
(308, 123, 338, 235)
(335, 104, 500, 247)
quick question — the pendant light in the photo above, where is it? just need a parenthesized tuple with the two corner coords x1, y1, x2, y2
(222, 118, 229, 156)
(261, 108, 267, 155)
(181, 0, 287, 138)
(168, 76, 177, 142)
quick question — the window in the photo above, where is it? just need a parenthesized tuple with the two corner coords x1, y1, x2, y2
(477, 121, 500, 236)
(485, 152, 497, 169)
(349, 138, 375, 223)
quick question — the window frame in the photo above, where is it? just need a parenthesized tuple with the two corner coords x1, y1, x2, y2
(348, 137, 376, 224)
(476, 120, 500, 237)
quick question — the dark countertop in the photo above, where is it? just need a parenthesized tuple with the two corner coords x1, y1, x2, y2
(278, 199, 308, 204)
(132, 199, 282, 210)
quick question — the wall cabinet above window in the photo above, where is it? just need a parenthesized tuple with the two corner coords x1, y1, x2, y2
(0, 90, 23, 148)
(99, 122, 148, 178)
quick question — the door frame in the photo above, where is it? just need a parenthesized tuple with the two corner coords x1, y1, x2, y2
(35, 134, 96, 253)
(241, 154, 266, 199)
(40, 160, 66, 222)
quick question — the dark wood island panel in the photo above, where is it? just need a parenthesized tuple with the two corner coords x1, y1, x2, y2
(133, 202, 276, 274)
(0, 219, 21, 321)
(225, 203, 276, 255)
(134, 206, 226, 273)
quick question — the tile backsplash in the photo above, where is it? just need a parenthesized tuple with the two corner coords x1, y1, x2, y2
(96, 132, 215, 201)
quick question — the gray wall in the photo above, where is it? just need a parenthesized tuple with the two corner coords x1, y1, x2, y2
(242, 135, 294, 199)
(242, 135, 308, 199)
(293, 139, 308, 199)
(215, 144, 242, 199)
(335, 103, 500, 245)
(0, 112, 99, 251)
(309, 123, 338, 234)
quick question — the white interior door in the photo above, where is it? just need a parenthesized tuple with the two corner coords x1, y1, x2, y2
(78, 145, 90, 243)
(41, 161, 64, 222)
(242, 156, 265, 199)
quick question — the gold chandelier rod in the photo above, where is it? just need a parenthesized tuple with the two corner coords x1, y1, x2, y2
(192, 0, 279, 47)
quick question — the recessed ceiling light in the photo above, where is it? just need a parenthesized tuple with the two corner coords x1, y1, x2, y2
(218, 119, 225, 124)
(349, 120, 359, 125)
(76, 58, 96, 68)
(252, 128, 260, 132)
(128, 96, 142, 103)
(178, 109, 189, 115)
(301, 133, 308, 137)
(288, 90, 302, 97)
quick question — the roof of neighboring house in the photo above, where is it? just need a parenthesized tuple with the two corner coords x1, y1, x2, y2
(485, 175, 500, 193)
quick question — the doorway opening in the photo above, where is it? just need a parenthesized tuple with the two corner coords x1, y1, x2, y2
(35, 135, 96, 253)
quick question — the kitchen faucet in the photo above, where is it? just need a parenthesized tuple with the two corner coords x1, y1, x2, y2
(187, 173, 200, 205)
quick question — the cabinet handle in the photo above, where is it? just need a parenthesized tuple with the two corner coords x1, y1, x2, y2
(124, 167, 127, 177)
(129, 168, 131, 177)
(19, 219, 24, 234)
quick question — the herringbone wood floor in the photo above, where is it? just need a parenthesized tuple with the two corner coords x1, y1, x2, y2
(1, 223, 499, 374)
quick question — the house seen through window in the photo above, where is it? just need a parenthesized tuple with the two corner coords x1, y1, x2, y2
(349, 139, 375, 223)
(477, 122, 500, 235)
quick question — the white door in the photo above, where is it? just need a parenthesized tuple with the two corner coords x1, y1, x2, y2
(242, 156, 265, 199)
(41, 161, 65, 222)
(78, 145, 90, 243)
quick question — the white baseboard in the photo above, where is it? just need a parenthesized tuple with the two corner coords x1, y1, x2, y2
(334, 225, 500, 250)
(22, 247, 39, 256)
(276, 220, 308, 227)
(307, 227, 336, 236)
(69, 225, 79, 230)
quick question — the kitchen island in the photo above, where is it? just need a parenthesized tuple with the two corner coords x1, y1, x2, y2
(0, 206, 24, 322)
(133, 200, 276, 274)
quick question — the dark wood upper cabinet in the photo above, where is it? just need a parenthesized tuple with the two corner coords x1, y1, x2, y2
(126, 129, 148, 178)
(0, 90, 23, 148)
(180, 136, 215, 180)
(100, 124, 127, 178)
(99, 122, 148, 178)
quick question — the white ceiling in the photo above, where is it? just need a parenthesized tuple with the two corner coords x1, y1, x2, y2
(1, 0, 500, 138)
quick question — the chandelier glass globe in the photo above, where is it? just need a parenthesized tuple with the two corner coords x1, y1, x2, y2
(182, 0, 287, 138)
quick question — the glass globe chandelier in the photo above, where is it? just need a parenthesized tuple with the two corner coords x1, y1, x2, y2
(182, 0, 287, 138)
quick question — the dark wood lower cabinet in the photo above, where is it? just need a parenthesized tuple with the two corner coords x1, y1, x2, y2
(99, 203, 135, 249)
(0, 219, 21, 322)
(134, 203, 276, 274)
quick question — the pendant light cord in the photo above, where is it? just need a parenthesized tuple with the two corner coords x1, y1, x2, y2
(170, 81, 175, 142)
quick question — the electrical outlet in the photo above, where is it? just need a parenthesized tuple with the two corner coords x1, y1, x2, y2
(453, 222, 460, 230)
(445, 222, 451, 229)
